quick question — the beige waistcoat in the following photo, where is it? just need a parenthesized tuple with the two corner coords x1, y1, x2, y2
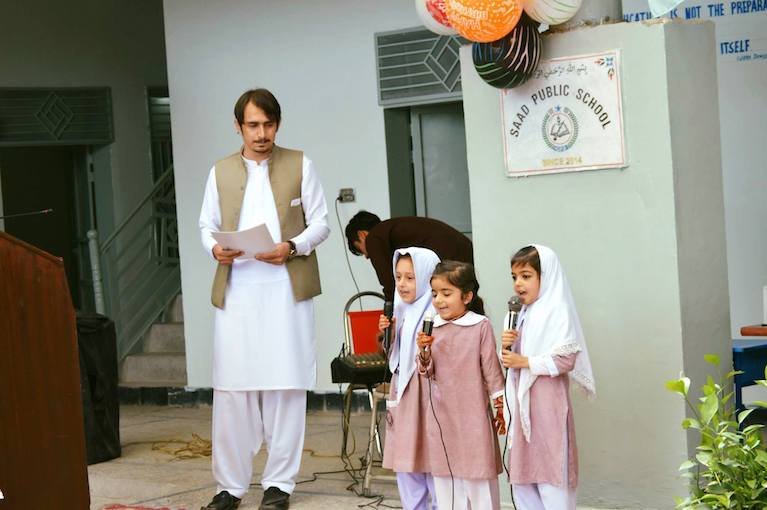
(210, 145, 321, 308)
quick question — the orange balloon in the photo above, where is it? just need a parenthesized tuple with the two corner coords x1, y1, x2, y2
(446, 0, 523, 42)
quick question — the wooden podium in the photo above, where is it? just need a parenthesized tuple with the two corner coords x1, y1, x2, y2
(0, 231, 90, 508)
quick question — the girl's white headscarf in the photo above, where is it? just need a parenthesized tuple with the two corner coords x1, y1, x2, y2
(389, 247, 440, 404)
(512, 244, 596, 442)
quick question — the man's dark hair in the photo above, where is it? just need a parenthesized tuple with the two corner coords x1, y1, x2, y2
(345, 211, 381, 255)
(234, 88, 281, 126)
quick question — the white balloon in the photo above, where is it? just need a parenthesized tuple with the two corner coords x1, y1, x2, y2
(415, 0, 458, 35)
(524, 0, 582, 25)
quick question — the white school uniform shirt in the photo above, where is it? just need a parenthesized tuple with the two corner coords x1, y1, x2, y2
(199, 154, 329, 390)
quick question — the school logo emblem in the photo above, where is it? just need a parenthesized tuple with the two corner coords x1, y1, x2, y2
(542, 106, 578, 152)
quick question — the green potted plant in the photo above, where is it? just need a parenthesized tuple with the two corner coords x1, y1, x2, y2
(666, 354, 767, 508)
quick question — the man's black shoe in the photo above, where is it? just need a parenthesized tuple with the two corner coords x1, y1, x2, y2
(201, 490, 241, 510)
(259, 486, 290, 510)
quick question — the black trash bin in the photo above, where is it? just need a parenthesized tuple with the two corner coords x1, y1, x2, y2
(76, 312, 121, 464)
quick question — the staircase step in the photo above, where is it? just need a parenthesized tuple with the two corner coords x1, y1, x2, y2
(144, 322, 185, 353)
(167, 293, 184, 322)
(120, 352, 187, 386)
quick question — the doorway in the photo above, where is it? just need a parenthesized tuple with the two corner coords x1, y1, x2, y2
(384, 101, 472, 236)
(0, 146, 92, 309)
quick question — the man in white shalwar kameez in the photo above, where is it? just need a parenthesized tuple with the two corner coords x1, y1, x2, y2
(199, 89, 329, 510)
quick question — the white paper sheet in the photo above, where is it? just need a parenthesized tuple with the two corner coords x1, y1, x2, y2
(211, 224, 276, 258)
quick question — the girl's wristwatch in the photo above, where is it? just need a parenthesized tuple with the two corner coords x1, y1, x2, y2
(287, 240, 297, 259)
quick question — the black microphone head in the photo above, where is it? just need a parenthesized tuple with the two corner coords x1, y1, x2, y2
(508, 295, 522, 313)
(383, 301, 393, 318)
(422, 311, 434, 335)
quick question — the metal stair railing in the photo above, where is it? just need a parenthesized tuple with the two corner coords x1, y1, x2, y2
(88, 166, 181, 360)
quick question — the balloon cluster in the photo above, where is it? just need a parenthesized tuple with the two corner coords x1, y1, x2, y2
(415, 0, 581, 88)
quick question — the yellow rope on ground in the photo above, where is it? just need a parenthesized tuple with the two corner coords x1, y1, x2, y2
(146, 436, 341, 461)
(151, 433, 212, 459)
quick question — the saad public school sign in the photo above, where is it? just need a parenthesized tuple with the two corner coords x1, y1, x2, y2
(501, 50, 627, 176)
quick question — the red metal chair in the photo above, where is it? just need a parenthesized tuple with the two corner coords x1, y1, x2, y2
(339, 291, 394, 494)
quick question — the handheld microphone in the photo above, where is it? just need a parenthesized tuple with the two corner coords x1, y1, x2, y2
(382, 301, 393, 353)
(421, 312, 434, 353)
(506, 296, 522, 350)
(0, 208, 53, 220)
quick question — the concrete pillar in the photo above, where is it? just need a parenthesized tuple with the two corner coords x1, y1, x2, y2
(461, 19, 728, 509)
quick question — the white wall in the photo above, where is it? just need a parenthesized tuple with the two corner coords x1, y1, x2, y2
(460, 21, 730, 508)
(720, 43, 767, 337)
(165, 3, 737, 505)
(0, 0, 168, 232)
(622, 0, 767, 338)
(164, 0, 421, 388)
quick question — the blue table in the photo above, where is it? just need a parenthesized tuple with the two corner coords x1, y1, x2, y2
(733, 339, 767, 410)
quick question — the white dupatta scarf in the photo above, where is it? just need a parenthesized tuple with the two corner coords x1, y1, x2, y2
(389, 247, 440, 404)
(510, 244, 596, 442)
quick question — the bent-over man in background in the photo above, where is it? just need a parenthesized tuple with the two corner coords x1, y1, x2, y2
(345, 211, 473, 301)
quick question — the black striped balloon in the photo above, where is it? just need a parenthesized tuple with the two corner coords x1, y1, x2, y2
(472, 13, 541, 89)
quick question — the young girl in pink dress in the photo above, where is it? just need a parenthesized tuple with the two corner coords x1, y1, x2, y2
(501, 245, 596, 510)
(416, 260, 506, 510)
(379, 247, 441, 510)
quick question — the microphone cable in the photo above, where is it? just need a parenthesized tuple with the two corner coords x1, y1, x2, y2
(427, 375, 454, 510)
(502, 371, 518, 509)
(502, 313, 518, 510)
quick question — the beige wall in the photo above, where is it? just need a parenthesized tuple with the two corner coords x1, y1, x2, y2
(460, 21, 729, 508)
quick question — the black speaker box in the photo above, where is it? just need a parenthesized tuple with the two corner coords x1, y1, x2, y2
(76, 312, 121, 464)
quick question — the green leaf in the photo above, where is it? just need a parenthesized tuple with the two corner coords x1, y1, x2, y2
(700, 492, 729, 505)
(742, 424, 764, 435)
(682, 376, 691, 395)
(696, 451, 712, 466)
(666, 379, 689, 396)
(679, 460, 696, 471)
(700, 392, 719, 425)
(738, 408, 755, 424)
(682, 418, 701, 430)
(726, 370, 744, 379)
(752, 400, 767, 408)
(704, 353, 720, 366)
